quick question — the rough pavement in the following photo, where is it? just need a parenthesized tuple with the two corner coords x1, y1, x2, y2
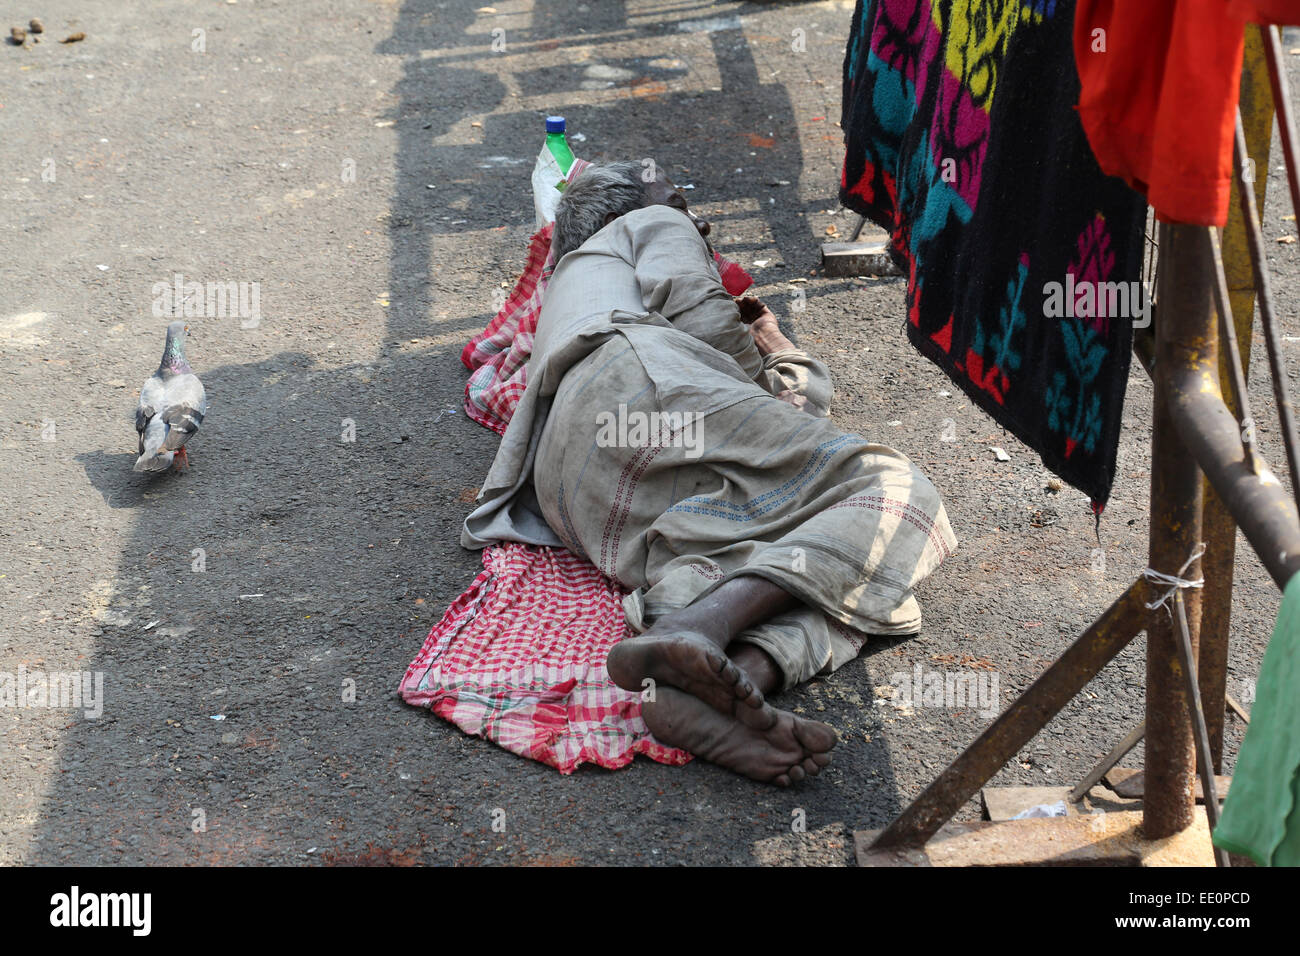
(2, 1, 1298, 866)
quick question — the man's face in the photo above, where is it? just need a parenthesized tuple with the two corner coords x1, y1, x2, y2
(642, 166, 713, 251)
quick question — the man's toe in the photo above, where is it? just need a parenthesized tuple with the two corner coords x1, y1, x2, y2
(792, 718, 838, 754)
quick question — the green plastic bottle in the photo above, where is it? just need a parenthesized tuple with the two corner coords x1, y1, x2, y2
(546, 116, 575, 190)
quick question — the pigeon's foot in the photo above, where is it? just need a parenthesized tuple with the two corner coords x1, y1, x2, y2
(173, 447, 190, 471)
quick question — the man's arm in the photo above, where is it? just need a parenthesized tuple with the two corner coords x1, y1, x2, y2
(737, 296, 834, 416)
(622, 208, 833, 412)
(625, 206, 765, 379)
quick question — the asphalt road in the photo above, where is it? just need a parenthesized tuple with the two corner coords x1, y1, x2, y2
(2, 1, 1298, 866)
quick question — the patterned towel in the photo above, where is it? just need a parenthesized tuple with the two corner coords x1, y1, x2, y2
(400, 543, 692, 773)
(839, 0, 1146, 506)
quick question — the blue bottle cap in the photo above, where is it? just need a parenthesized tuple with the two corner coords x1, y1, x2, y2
(546, 116, 566, 134)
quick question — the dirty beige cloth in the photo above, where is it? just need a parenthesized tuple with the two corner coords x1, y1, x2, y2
(463, 204, 957, 687)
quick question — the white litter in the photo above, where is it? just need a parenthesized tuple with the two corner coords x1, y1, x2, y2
(677, 15, 742, 33)
(1012, 801, 1068, 819)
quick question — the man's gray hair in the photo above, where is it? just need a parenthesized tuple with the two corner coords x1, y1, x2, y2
(551, 161, 646, 263)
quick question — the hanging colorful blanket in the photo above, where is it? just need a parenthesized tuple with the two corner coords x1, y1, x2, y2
(839, 0, 1147, 506)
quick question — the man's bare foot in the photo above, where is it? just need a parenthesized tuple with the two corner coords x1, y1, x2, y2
(642, 687, 836, 786)
(607, 627, 769, 724)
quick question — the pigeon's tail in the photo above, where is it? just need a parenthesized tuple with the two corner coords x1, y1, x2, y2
(134, 450, 175, 472)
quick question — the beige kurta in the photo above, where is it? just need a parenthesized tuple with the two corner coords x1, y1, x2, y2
(463, 204, 957, 687)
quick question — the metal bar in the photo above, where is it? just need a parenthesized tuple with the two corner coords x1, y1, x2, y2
(1172, 592, 1230, 867)
(1133, 317, 1156, 378)
(1208, 225, 1258, 475)
(1262, 24, 1300, 236)
(1234, 113, 1300, 499)
(1068, 720, 1145, 805)
(1177, 217, 1300, 591)
(1200, 219, 1256, 772)
(870, 580, 1151, 849)
(1144, 221, 1207, 840)
(849, 214, 867, 242)
(1203, 29, 1273, 771)
(1173, 383, 1300, 590)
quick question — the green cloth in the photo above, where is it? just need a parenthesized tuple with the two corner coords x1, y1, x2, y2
(1214, 570, 1300, 865)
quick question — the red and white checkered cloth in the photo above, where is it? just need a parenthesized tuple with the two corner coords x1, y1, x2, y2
(407, 184, 754, 772)
(399, 543, 693, 773)
(461, 221, 556, 435)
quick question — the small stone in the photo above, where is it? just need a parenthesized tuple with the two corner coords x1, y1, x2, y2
(10, 26, 26, 44)
(28, 18, 43, 33)
(991, 447, 1011, 462)
(60, 32, 85, 44)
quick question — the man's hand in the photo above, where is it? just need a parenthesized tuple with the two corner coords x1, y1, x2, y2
(736, 295, 774, 325)
(735, 295, 792, 356)
(776, 389, 812, 413)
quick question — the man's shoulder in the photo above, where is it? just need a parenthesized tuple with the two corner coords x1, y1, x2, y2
(617, 204, 707, 253)
(623, 204, 693, 228)
(568, 205, 686, 259)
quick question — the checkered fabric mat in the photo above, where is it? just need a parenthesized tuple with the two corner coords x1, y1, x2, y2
(399, 543, 692, 773)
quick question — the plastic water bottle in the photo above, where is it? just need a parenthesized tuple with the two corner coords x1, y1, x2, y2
(545, 116, 575, 178)
(533, 115, 576, 227)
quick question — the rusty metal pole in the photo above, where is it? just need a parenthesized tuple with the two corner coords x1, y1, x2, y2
(870, 581, 1151, 849)
(1144, 222, 1210, 839)
(1200, 24, 1275, 770)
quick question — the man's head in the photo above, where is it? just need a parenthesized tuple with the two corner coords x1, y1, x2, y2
(551, 160, 712, 263)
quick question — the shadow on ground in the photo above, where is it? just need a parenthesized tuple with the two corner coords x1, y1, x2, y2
(27, 0, 904, 866)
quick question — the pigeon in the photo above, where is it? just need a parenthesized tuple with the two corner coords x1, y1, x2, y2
(134, 321, 206, 472)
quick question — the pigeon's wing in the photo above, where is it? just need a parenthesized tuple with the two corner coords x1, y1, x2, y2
(136, 375, 164, 453)
(159, 374, 206, 452)
(135, 406, 154, 454)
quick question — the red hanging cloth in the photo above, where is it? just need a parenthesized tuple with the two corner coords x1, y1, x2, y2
(1074, 1, 1300, 227)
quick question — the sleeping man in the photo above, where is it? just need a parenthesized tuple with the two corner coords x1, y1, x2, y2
(463, 161, 957, 785)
